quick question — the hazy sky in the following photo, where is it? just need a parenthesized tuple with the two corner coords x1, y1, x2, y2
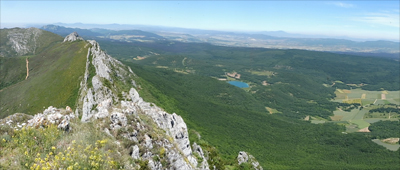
(1, 1, 399, 41)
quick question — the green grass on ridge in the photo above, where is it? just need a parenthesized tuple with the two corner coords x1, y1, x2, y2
(0, 40, 89, 117)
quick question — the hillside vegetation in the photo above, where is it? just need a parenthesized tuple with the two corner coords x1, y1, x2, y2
(127, 64, 400, 169)
(0, 38, 88, 117)
(97, 39, 399, 120)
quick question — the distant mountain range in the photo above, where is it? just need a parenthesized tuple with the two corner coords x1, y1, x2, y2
(36, 22, 398, 42)
(36, 24, 400, 57)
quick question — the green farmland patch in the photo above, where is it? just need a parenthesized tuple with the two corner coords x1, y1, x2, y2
(361, 99, 375, 105)
(350, 120, 370, 129)
(364, 118, 386, 124)
(248, 70, 275, 77)
(374, 100, 387, 105)
(354, 110, 368, 120)
(333, 109, 359, 121)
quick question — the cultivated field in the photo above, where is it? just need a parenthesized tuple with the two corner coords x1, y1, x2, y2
(334, 89, 400, 105)
(323, 89, 400, 132)
(248, 70, 275, 77)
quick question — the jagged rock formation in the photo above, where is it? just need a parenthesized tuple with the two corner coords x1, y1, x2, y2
(73, 33, 210, 169)
(26, 106, 75, 131)
(76, 37, 136, 121)
(237, 151, 263, 170)
(63, 32, 84, 42)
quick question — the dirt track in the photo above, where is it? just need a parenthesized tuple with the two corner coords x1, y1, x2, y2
(25, 58, 29, 79)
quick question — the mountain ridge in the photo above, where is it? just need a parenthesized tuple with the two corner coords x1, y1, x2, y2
(0, 29, 262, 170)
(1, 28, 399, 169)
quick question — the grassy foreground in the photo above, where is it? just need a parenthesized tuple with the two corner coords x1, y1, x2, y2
(0, 118, 124, 169)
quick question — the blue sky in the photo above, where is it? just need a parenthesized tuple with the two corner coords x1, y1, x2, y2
(1, 1, 399, 41)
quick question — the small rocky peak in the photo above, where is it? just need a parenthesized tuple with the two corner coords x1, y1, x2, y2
(63, 32, 84, 42)
(237, 151, 263, 170)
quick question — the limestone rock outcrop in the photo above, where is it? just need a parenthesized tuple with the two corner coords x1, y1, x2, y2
(26, 106, 75, 131)
(77, 40, 136, 122)
(63, 32, 84, 42)
(237, 151, 263, 170)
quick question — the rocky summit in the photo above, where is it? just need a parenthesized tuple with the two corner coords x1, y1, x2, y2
(63, 32, 84, 42)
(0, 31, 262, 170)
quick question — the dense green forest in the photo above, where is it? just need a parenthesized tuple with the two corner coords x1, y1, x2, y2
(96, 39, 398, 120)
(126, 63, 400, 169)
(368, 121, 400, 139)
(369, 107, 400, 114)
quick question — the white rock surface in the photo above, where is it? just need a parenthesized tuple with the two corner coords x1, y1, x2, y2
(238, 151, 249, 165)
(110, 112, 127, 129)
(237, 151, 263, 170)
(63, 32, 83, 42)
(131, 145, 140, 159)
(26, 106, 74, 131)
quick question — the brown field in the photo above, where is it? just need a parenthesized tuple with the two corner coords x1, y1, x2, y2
(335, 93, 347, 99)
(330, 115, 344, 121)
